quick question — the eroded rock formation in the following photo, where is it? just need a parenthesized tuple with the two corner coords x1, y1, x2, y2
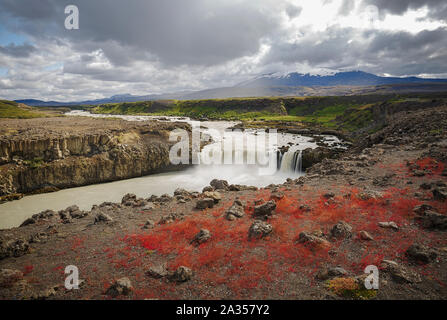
(0, 118, 192, 201)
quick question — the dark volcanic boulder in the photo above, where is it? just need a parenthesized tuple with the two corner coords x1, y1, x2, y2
(210, 179, 229, 190)
(190, 229, 211, 246)
(301, 147, 337, 170)
(248, 221, 273, 239)
(0, 239, 30, 260)
(226, 201, 245, 220)
(105, 277, 133, 297)
(253, 200, 276, 219)
(433, 188, 447, 201)
(415, 210, 447, 230)
(405, 244, 437, 264)
(196, 198, 214, 209)
(169, 266, 193, 283)
(330, 221, 353, 239)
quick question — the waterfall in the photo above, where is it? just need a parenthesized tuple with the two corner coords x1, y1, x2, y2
(279, 150, 303, 173)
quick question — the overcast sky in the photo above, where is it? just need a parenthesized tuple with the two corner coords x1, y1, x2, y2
(1, 0, 447, 101)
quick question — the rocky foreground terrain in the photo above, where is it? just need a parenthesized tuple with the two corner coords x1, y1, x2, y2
(0, 117, 191, 202)
(0, 105, 447, 300)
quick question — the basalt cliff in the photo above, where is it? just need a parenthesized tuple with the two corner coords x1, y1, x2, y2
(0, 117, 191, 202)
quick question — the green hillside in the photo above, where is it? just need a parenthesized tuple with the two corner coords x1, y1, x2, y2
(0, 100, 50, 119)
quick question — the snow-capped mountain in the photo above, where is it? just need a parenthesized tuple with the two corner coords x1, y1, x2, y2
(237, 71, 447, 88)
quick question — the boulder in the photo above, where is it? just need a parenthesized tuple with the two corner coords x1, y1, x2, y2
(248, 221, 273, 239)
(253, 200, 276, 219)
(210, 179, 229, 190)
(94, 213, 113, 224)
(359, 231, 374, 241)
(202, 186, 214, 193)
(381, 260, 422, 284)
(413, 204, 434, 215)
(31, 287, 57, 300)
(433, 188, 447, 201)
(146, 264, 168, 279)
(169, 266, 193, 283)
(196, 198, 214, 210)
(29, 232, 49, 243)
(299, 204, 312, 212)
(358, 190, 382, 201)
(420, 182, 432, 190)
(142, 203, 155, 211)
(121, 193, 137, 205)
(415, 210, 447, 230)
(0, 269, 23, 288)
(228, 184, 258, 191)
(378, 221, 399, 231)
(270, 191, 285, 201)
(225, 201, 245, 220)
(405, 244, 437, 264)
(174, 188, 190, 196)
(323, 192, 335, 199)
(301, 147, 336, 170)
(58, 211, 72, 224)
(20, 218, 36, 227)
(190, 229, 211, 246)
(32, 209, 55, 220)
(105, 277, 133, 297)
(142, 220, 154, 229)
(203, 191, 221, 204)
(0, 239, 30, 260)
(330, 221, 353, 239)
(69, 208, 88, 219)
(296, 232, 330, 250)
(316, 267, 348, 280)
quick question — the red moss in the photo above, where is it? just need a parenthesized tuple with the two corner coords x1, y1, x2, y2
(117, 179, 447, 298)
(23, 265, 34, 275)
(414, 157, 445, 175)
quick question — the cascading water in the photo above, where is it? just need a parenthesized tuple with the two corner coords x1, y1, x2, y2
(279, 150, 303, 173)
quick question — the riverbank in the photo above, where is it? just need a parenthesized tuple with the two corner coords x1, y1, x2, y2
(0, 104, 446, 300)
(0, 117, 191, 202)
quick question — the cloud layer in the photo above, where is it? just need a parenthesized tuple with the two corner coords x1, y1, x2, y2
(0, 0, 446, 101)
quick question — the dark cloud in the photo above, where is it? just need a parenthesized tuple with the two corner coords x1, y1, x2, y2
(263, 26, 447, 76)
(0, 43, 36, 57)
(0, 0, 447, 101)
(0, 0, 281, 67)
(0, 0, 60, 20)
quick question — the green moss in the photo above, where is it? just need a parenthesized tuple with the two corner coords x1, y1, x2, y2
(24, 157, 44, 169)
(326, 277, 378, 300)
(92, 101, 153, 115)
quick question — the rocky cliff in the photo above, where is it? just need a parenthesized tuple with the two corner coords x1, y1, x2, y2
(0, 117, 192, 202)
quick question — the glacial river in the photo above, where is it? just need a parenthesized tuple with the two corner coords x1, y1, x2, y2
(0, 111, 341, 229)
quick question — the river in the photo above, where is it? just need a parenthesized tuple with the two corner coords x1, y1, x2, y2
(0, 111, 341, 229)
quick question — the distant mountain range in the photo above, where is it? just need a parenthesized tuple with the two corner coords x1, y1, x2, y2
(238, 70, 447, 87)
(15, 71, 447, 106)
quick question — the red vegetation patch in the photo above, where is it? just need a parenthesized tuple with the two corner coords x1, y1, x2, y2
(22, 265, 34, 275)
(411, 157, 445, 176)
(70, 236, 86, 252)
(116, 183, 447, 298)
